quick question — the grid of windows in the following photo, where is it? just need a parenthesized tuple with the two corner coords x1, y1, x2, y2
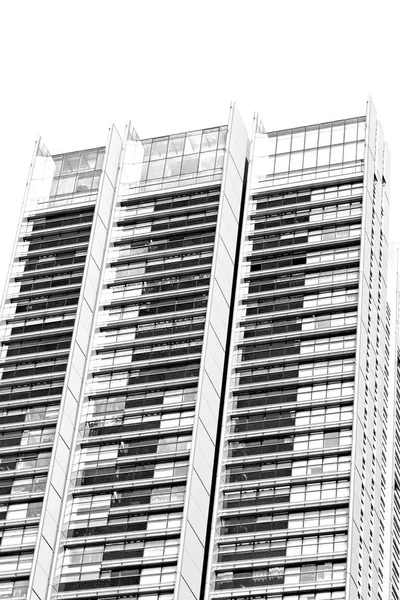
(50, 148, 105, 200)
(128, 127, 227, 193)
(218, 528, 348, 562)
(54, 171, 226, 597)
(0, 149, 102, 598)
(253, 117, 365, 187)
(210, 177, 361, 596)
(215, 562, 346, 590)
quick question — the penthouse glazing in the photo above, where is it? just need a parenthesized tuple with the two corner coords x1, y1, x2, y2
(0, 100, 395, 600)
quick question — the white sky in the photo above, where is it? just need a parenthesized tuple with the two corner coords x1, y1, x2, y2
(0, 0, 399, 295)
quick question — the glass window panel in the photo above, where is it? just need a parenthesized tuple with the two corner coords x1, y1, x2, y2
(343, 142, 357, 162)
(305, 127, 319, 149)
(289, 151, 303, 171)
(317, 147, 330, 167)
(57, 176, 75, 195)
(184, 134, 202, 155)
(164, 156, 182, 177)
(275, 154, 290, 173)
(218, 129, 227, 149)
(325, 433, 340, 448)
(7, 506, 27, 520)
(96, 151, 105, 170)
(319, 126, 332, 146)
(284, 571, 299, 584)
(322, 540, 334, 553)
(267, 134, 277, 155)
(201, 130, 219, 151)
(291, 130, 305, 151)
(276, 133, 291, 153)
(286, 542, 300, 557)
(357, 120, 366, 141)
(215, 149, 225, 169)
(344, 122, 358, 143)
(61, 155, 80, 174)
(147, 159, 166, 180)
(198, 151, 217, 172)
(181, 154, 199, 175)
(140, 162, 149, 181)
(75, 175, 93, 192)
(53, 158, 62, 177)
(330, 145, 344, 164)
(80, 151, 97, 171)
(288, 518, 303, 529)
(50, 178, 59, 196)
(167, 135, 185, 157)
(92, 174, 100, 190)
(151, 139, 168, 160)
(303, 149, 317, 168)
(306, 515, 319, 527)
(141, 141, 152, 161)
(331, 124, 345, 145)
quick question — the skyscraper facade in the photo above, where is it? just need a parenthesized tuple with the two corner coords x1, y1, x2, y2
(0, 100, 395, 600)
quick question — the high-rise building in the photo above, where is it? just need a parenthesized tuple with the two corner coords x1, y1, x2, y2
(0, 100, 395, 600)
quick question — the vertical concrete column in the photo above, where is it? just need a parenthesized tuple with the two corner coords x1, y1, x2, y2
(27, 126, 123, 600)
(173, 105, 248, 600)
(202, 113, 258, 600)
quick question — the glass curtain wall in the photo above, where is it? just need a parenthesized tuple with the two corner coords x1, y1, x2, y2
(0, 147, 104, 599)
(52, 128, 228, 599)
(209, 118, 367, 599)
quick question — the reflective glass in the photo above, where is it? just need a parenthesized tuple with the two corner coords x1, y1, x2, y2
(201, 130, 219, 151)
(164, 156, 182, 177)
(167, 135, 185, 157)
(319, 126, 331, 146)
(304, 127, 319, 149)
(291, 129, 305, 151)
(198, 151, 216, 172)
(184, 134, 201, 154)
(276, 133, 291, 153)
(80, 151, 97, 170)
(57, 176, 75, 195)
(181, 154, 199, 174)
(147, 159, 165, 180)
(61, 155, 80, 174)
(151, 138, 168, 160)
